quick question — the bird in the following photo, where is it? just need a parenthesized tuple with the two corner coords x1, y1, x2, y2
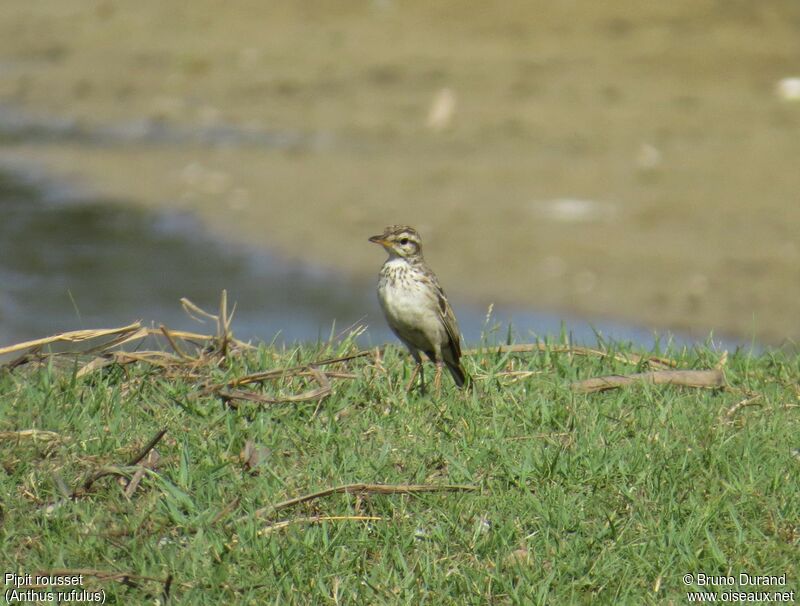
(369, 225, 468, 394)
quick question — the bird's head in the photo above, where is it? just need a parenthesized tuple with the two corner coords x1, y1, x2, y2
(369, 225, 423, 260)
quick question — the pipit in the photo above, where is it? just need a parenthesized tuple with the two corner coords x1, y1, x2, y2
(369, 225, 468, 393)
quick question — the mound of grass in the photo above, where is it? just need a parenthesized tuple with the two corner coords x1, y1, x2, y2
(1, 327, 798, 604)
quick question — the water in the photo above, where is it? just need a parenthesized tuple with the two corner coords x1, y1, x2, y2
(0, 102, 331, 152)
(0, 170, 378, 345)
(0, 168, 742, 351)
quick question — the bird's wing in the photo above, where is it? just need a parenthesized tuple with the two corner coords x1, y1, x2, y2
(432, 280, 462, 360)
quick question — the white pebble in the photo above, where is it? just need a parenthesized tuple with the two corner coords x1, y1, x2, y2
(776, 77, 800, 101)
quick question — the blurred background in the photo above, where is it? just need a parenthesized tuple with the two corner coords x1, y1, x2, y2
(0, 1, 798, 348)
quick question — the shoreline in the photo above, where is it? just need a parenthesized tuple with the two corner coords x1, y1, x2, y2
(0, 160, 756, 352)
(0, 157, 766, 352)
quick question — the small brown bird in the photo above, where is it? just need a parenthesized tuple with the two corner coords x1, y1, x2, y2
(369, 225, 467, 393)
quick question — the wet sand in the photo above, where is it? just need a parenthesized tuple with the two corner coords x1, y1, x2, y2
(1, 1, 799, 344)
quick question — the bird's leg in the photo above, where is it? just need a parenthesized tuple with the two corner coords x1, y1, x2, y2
(405, 363, 421, 393)
(405, 351, 425, 394)
(434, 360, 443, 397)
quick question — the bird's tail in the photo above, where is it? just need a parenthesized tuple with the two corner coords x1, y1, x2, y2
(446, 360, 469, 389)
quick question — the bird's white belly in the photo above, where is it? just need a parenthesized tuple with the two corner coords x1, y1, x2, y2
(379, 280, 431, 329)
(377, 268, 444, 351)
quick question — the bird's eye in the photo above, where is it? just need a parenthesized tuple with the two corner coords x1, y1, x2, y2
(399, 238, 409, 245)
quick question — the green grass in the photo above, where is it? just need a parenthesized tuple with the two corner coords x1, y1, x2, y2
(1, 333, 798, 604)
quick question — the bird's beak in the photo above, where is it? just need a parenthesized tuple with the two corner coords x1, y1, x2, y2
(368, 235, 386, 245)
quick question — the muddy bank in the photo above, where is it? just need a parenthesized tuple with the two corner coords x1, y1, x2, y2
(1, 1, 798, 343)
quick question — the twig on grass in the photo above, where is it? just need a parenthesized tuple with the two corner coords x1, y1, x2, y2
(73, 428, 167, 498)
(219, 366, 333, 406)
(493, 370, 545, 380)
(127, 428, 168, 466)
(0, 322, 144, 357)
(76, 465, 140, 496)
(211, 352, 373, 391)
(82, 326, 151, 354)
(218, 289, 232, 358)
(723, 393, 763, 420)
(197, 350, 368, 406)
(159, 325, 192, 360)
(464, 342, 677, 369)
(258, 515, 384, 535)
(122, 464, 152, 500)
(243, 482, 478, 522)
(0, 429, 62, 442)
(180, 290, 238, 359)
(571, 369, 726, 394)
(309, 367, 332, 417)
(121, 429, 166, 499)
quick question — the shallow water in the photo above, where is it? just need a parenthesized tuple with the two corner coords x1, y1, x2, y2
(0, 169, 374, 345)
(0, 169, 745, 352)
